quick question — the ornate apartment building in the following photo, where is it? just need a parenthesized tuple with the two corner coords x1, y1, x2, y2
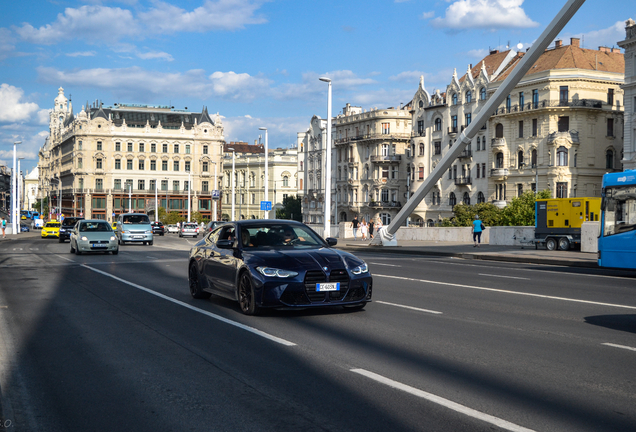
(221, 142, 298, 220)
(297, 116, 331, 225)
(619, 18, 636, 170)
(38, 88, 225, 221)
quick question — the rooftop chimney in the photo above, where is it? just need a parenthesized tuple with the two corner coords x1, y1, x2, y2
(570, 37, 580, 47)
(611, 47, 621, 53)
(555, 40, 563, 48)
(489, 49, 499, 55)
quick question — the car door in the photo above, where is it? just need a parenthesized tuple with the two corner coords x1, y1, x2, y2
(204, 225, 238, 295)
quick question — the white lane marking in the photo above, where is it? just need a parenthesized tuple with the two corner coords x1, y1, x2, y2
(351, 369, 535, 432)
(376, 301, 442, 315)
(602, 343, 636, 352)
(57, 255, 75, 262)
(375, 274, 636, 311)
(369, 262, 401, 267)
(478, 273, 530, 280)
(81, 264, 296, 347)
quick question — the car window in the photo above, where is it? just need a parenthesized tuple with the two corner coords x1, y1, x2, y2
(239, 224, 324, 249)
(80, 222, 112, 232)
(123, 215, 150, 224)
(45, 222, 60, 228)
(218, 226, 235, 241)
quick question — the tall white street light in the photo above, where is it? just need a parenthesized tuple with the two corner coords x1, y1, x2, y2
(164, 177, 169, 215)
(227, 148, 236, 221)
(12, 141, 21, 235)
(258, 127, 269, 219)
(17, 157, 24, 233)
(187, 169, 191, 222)
(319, 77, 332, 238)
(154, 179, 158, 222)
(128, 181, 132, 213)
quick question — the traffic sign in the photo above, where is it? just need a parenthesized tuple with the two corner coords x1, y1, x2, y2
(260, 201, 272, 211)
(212, 190, 220, 200)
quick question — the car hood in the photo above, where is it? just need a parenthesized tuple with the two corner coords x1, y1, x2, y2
(244, 247, 363, 272)
(78, 232, 116, 240)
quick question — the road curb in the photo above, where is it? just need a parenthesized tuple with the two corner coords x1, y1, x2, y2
(336, 245, 598, 269)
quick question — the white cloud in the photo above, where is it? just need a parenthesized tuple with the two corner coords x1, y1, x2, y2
(575, 21, 624, 50)
(136, 51, 174, 61)
(421, 11, 435, 19)
(209, 71, 272, 100)
(432, 0, 539, 30)
(0, 28, 16, 60)
(389, 71, 425, 82)
(66, 51, 96, 57)
(138, 0, 268, 33)
(0, 84, 41, 123)
(14, 5, 138, 44)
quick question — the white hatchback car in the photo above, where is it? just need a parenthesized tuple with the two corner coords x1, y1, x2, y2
(167, 224, 179, 233)
(179, 223, 199, 238)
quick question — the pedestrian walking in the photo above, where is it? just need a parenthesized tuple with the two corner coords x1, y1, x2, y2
(368, 219, 375, 239)
(472, 215, 485, 247)
(360, 219, 368, 240)
(1, 217, 6, 238)
(351, 216, 359, 240)
(375, 217, 383, 235)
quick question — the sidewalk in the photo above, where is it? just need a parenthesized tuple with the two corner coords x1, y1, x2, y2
(336, 239, 598, 268)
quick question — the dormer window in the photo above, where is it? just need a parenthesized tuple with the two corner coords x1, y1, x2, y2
(465, 91, 472, 103)
(452, 93, 458, 105)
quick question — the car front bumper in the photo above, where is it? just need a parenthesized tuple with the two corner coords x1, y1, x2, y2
(120, 232, 153, 242)
(76, 240, 119, 253)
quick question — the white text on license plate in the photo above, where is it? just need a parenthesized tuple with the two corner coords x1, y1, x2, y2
(317, 282, 340, 292)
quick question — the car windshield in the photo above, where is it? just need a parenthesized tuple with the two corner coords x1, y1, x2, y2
(184, 224, 197, 228)
(238, 224, 325, 249)
(79, 222, 112, 232)
(45, 222, 60, 228)
(122, 215, 150, 224)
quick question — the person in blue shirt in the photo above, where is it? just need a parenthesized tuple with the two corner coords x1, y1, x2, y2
(472, 215, 484, 247)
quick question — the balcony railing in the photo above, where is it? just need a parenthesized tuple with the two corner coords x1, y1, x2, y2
(454, 176, 472, 186)
(369, 201, 402, 209)
(333, 132, 411, 145)
(490, 168, 509, 177)
(370, 155, 402, 163)
(494, 98, 604, 115)
(491, 138, 506, 148)
(448, 127, 458, 134)
(411, 130, 426, 138)
(458, 149, 472, 159)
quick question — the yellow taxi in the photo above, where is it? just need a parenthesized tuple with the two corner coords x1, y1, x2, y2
(41, 221, 61, 238)
(111, 221, 118, 231)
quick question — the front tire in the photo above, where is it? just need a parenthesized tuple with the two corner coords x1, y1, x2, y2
(70, 242, 75, 254)
(546, 238, 557, 251)
(112, 249, 119, 255)
(189, 263, 211, 299)
(238, 272, 259, 316)
(558, 238, 570, 251)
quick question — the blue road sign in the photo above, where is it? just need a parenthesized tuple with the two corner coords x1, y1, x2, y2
(212, 190, 220, 199)
(260, 201, 272, 211)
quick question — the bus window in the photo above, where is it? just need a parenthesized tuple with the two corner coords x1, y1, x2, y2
(602, 186, 636, 237)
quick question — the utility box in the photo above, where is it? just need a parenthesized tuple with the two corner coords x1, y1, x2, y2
(534, 197, 601, 250)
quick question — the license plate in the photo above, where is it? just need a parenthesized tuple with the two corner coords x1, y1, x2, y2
(133, 235, 143, 239)
(91, 244, 107, 248)
(316, 282, 340, 292)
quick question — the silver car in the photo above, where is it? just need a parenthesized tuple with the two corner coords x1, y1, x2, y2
(179, 223, 199, 238)
(70, 220, 119, 255)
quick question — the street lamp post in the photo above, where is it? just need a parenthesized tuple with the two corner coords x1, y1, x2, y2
(128, 181, 132, 213)
(319, 77, 332, 238)
(211, 161, 218, 222)
(17, 157, 24, 232)
(12, 141, 21, 235)
(187, 170, 191, 222)
(165, 177, 169, 215)
(231, 150, 236, 221)
(154, 179, 158, 222)
(258, 127, 269, 219)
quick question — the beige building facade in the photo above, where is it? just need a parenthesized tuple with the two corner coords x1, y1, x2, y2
(619, 18, 636, 170)
(297, 116, 331, 225)
(38, 88, 225, 221)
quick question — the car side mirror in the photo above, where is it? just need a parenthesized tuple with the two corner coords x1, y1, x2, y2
(216, 239, 235, 249)
(326, 237, 338, 247)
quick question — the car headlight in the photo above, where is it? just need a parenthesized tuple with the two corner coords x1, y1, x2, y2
(81, 236, 88, 241)
(351, 262, 369, 275)
(256, 267, 298, 278)
(110, 236, 116, 241)
(145, 230, 152, 234)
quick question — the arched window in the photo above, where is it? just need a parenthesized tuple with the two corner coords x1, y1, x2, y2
(465, 91, 472, 103)
(495, 123, 504, 138)
(477, 191, 485, 203)
(452, 93, 458, 105)
(340, 212, 347, 222)
(531, 149, 537, 167)
(496, 152, 504, 168)
(606, 149, 614, 169)
(557, 146, 568, 166)
(480, 87, 486, 100)
(477, 137, 481, 151)
(419, 100, 424, 108)
(463, 192, 470, 205)
(283, 176, 289, 187)
(419, 143, 425, 156)
(518, 150, 524, 169)
(434, 118, 442, 131)
(427, 219, 435, 227)
(380, 213, 391, 225)
(449, 192, 457, 206)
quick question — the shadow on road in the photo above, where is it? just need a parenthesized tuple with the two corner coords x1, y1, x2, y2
(584, 314, 636, 334)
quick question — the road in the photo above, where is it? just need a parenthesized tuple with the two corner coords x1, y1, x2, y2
(0, 233, 634, 431)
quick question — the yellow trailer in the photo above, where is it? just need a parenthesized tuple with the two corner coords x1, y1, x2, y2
(534, 197, 601, 250)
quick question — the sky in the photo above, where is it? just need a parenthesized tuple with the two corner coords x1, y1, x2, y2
(0, 0, 632, 175)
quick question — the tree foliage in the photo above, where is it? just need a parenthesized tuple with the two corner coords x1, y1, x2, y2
(276, 195, 302, 221)
(438, 189, 551, 227)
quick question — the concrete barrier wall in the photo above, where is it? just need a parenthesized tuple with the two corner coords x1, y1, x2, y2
(581, 222, 600, 253)
(337, 222, 538, 245)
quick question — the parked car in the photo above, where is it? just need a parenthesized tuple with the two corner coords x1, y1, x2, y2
(167, 224, 179, 234)
(58, 217, 84, 243)
(20, 224, 30, 232)
(41, 221, 61, 238)
(116, 213, 153, 245)
(70, 219, 119, 255)
(188, 220, 372, 315)
(179, 223, 199, 238)
(151, 221, 165, 236)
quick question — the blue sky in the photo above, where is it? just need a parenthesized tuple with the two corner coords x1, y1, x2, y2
(0, 0, 632, 174)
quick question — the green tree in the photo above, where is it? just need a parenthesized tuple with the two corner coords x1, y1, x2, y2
(276, 195, 302, 221)
(500, 189, 551, 226)
(438, 202, 502, 227)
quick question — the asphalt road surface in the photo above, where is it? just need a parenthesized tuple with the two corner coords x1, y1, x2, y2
(0, 233, 634, 431)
